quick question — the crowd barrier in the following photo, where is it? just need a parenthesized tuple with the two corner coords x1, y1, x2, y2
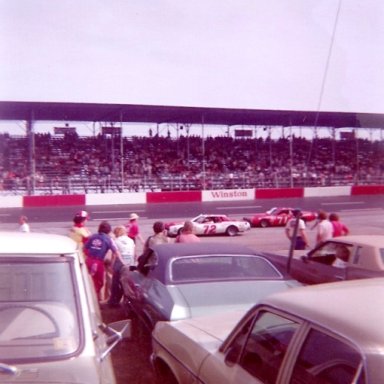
(0, 185, 383, 209)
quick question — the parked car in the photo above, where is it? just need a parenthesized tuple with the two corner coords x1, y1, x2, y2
(152, 277, 384, 384)
(165, 214, 251, 237)
(243, 207, 317, 228)
(264, 235, 384, 285)
(0, 232, 130, 383)
(120, 242, 301, 330)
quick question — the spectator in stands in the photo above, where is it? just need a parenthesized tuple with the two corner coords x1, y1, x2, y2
(175, 220, 200, 243)
(1, 132, 383, 194)
(329, 212, 350, 237)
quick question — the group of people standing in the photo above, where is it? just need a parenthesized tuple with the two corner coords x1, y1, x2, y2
(285, 209, 349, 250)
(69, 211, 200, 307)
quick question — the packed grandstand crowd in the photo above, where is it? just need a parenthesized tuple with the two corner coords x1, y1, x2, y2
(0, 131, 383, 194)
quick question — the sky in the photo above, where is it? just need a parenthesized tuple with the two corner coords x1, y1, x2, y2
(0, 1, 383, 137)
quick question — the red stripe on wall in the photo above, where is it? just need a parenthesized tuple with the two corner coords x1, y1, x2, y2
(23, 194, 86, 207)
(351, 185, 384, 195)
(256, 188, 304, 199)
(147, 191, 202, 203)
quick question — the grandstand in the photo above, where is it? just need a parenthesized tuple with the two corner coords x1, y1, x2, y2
(0, 101, 383, 196)
(1, 131, 383, 196)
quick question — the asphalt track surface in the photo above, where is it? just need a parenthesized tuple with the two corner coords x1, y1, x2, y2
(0, 195, 383, 254)
(0, 194, 383, 383)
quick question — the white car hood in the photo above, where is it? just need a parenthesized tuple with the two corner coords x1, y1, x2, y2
(169, 310, 246, 352)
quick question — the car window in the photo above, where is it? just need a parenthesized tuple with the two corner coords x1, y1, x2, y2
(229, 311, 299, 383)
(290, 328, 365, 384)
(0, 257, 81, 362)
(171, 255, 283, 282)
(351, 246, 363, 264)
(310, 243, 353, 266)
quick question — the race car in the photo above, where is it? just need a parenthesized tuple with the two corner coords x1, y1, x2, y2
(243, 207, 317, 228)
(165, 214, 251, 237)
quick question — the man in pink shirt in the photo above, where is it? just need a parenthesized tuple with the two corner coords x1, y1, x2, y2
(329, 213, 350, 237)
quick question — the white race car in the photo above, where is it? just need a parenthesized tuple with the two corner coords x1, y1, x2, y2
(165, 214, 251, 237)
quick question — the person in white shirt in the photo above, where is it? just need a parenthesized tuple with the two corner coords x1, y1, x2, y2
(19, 215, 30, 232)
(107, 226, 135, 307)
(285, 209, 309, 250)
(316, 210, 333, 246)
(113, 225, 135, 267)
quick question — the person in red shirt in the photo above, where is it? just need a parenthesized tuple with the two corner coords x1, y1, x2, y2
(126, 213, 144, 261)
(329, 213, 350, 237)
(84, 221, 121, 301)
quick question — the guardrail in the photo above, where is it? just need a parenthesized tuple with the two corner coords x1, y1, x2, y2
(1, 173, 383, 196)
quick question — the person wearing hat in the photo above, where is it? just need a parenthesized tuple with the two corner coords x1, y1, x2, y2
(126, 213, 144, 255)
(285, 208, 309, 250)
(69, 210, 91, 262)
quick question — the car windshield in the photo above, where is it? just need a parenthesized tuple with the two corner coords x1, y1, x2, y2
(171, 255, 283, 282)
(0, 256, 81, 362)
(266, 207, 278, 215)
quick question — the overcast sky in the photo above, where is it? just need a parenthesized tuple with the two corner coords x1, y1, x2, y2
(0, 0, 383, 115)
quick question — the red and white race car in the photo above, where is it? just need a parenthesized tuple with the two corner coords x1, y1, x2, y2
(165, 214, 251, 237)
(243, 207, 317, 228)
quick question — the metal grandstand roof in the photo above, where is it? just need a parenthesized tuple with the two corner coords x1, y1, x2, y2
(0, 101, 383, 128)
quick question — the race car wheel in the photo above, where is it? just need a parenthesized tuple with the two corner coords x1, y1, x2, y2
(226, 225, 239, 236)
(260, 219, 269, 228)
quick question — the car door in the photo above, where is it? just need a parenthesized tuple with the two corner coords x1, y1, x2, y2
(79, 259, 117, 383)
(199, 309, 301, 384)
(275, 209, 290, 226)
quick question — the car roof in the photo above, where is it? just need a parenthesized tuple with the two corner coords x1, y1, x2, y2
(196, 214, 228, 217)
(153, 242, 256, 257)
(262, 278, 384, 347)
(0, 231, 77, 255)
(332, 235, 384, 247)
(151, 242, 294, 280)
